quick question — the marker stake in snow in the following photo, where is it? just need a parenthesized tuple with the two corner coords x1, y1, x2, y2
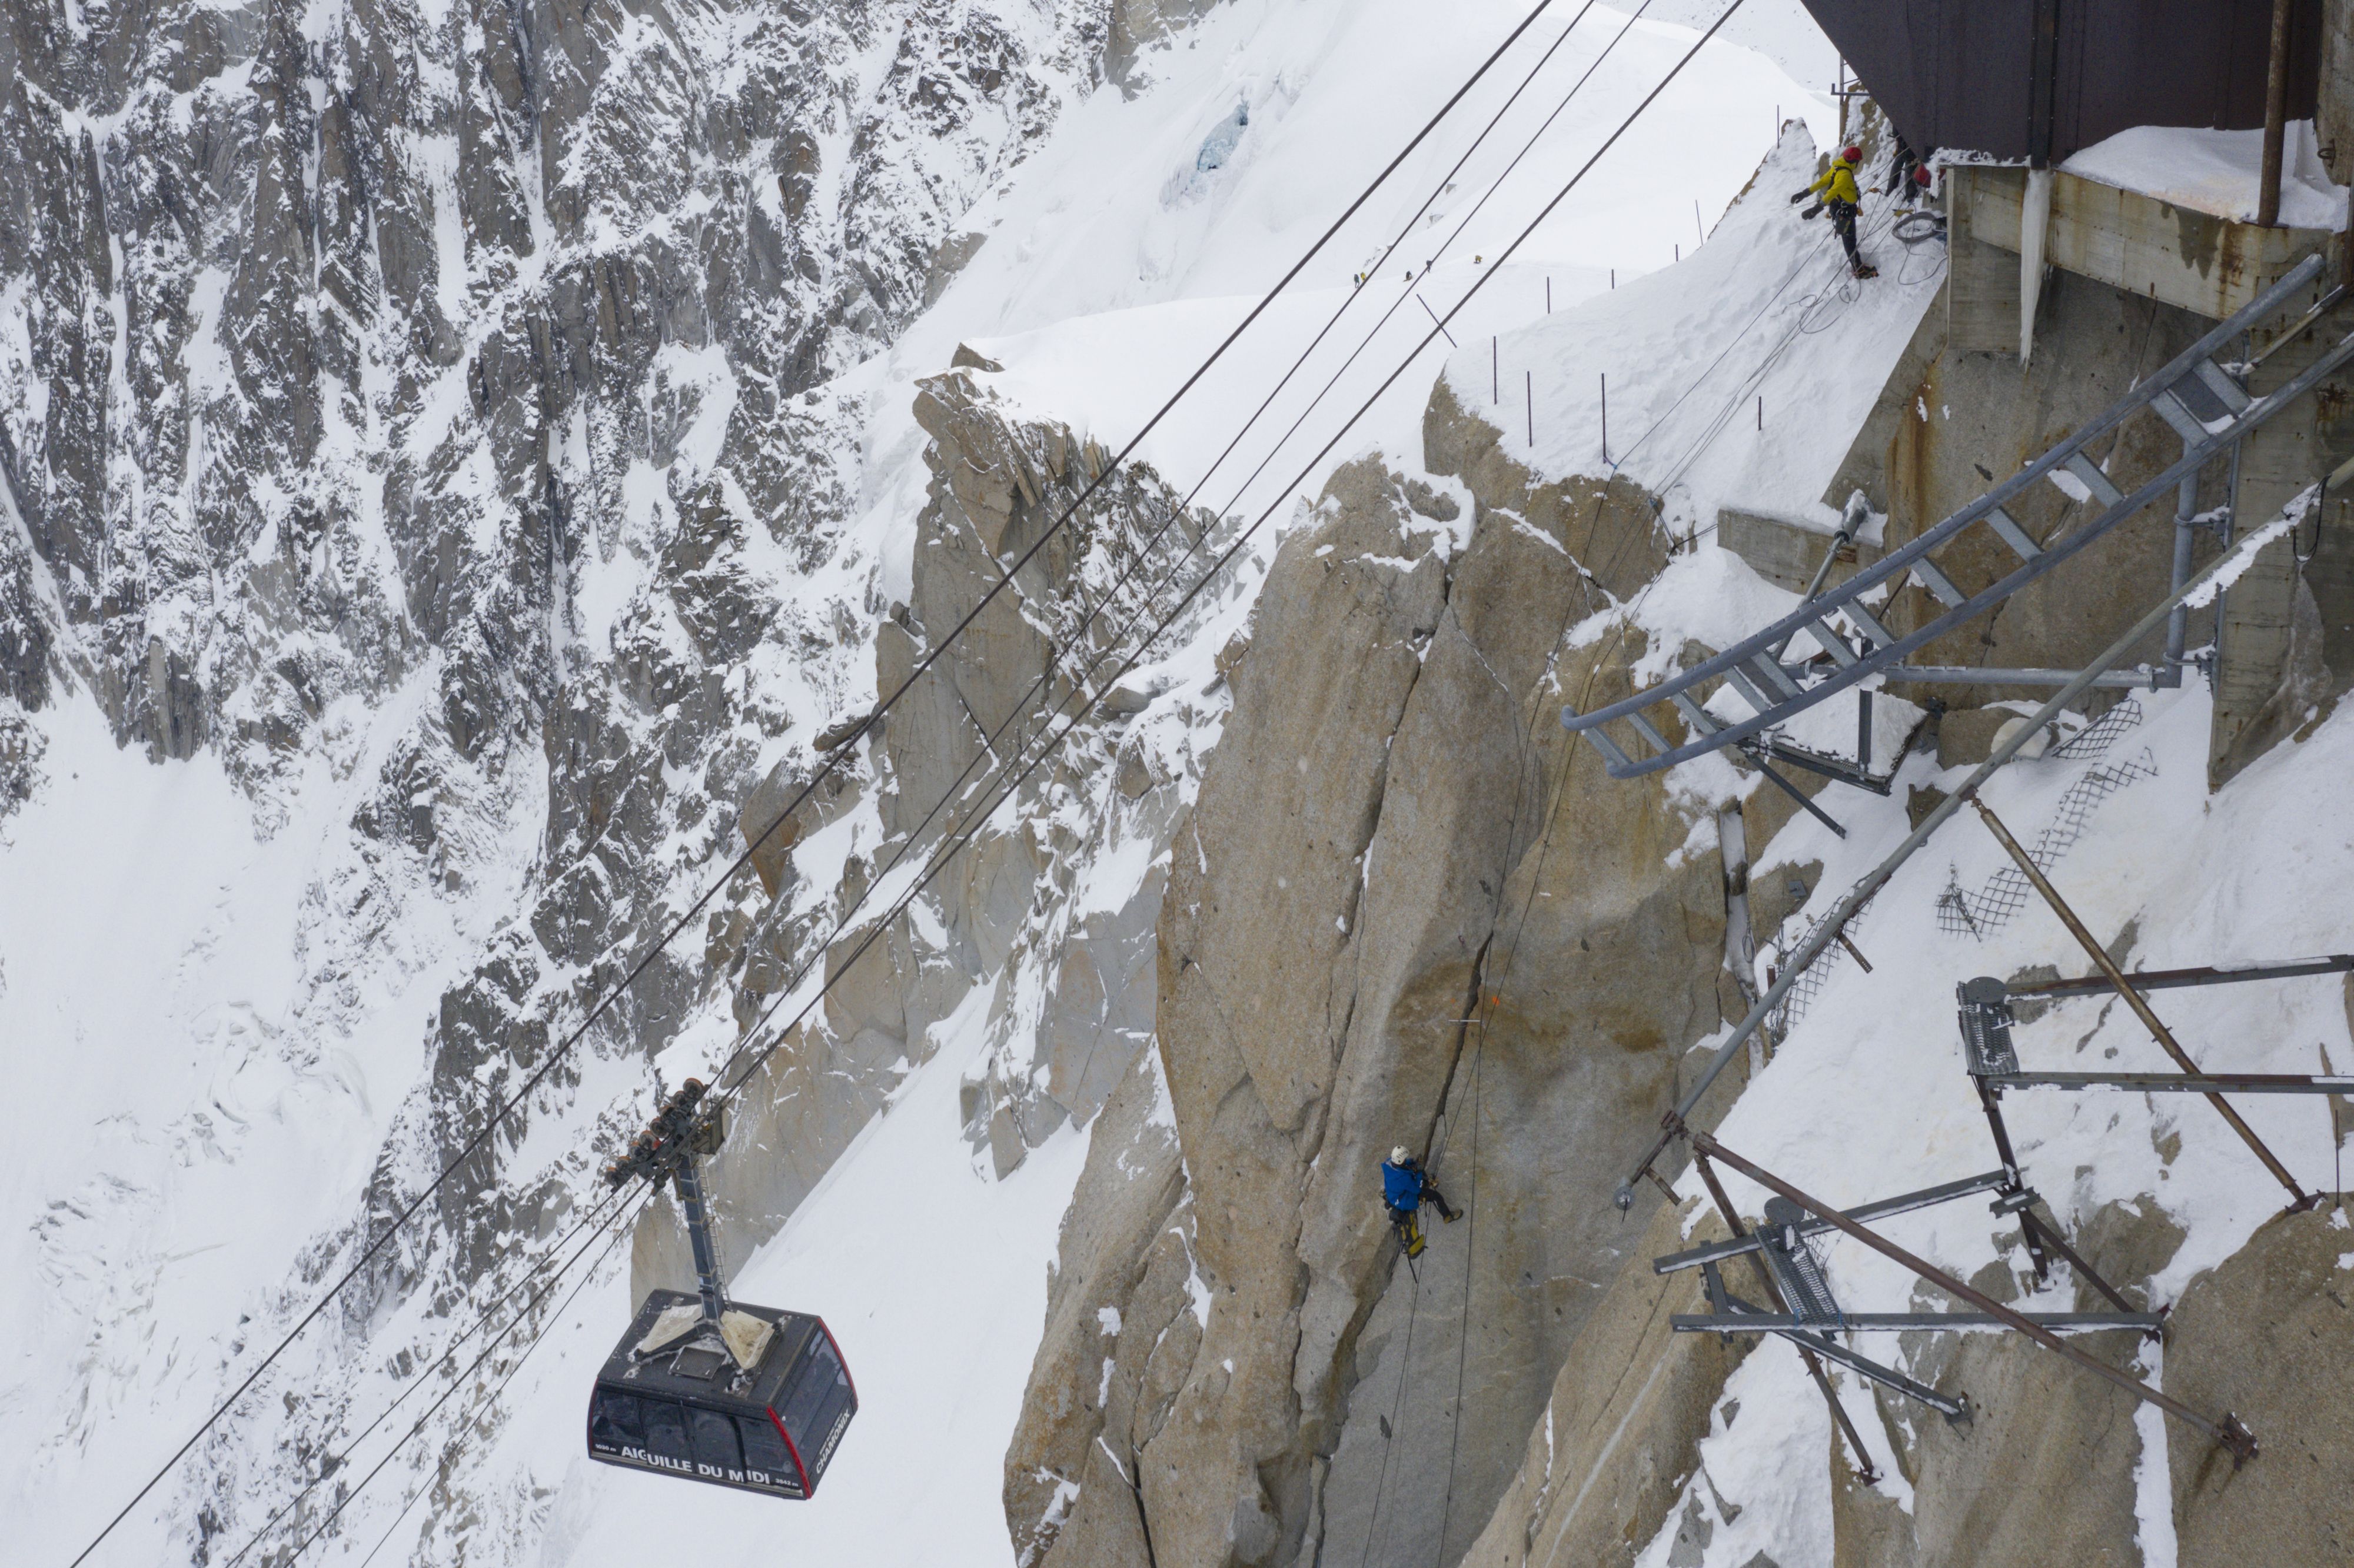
(1418, 293, 1457, 347)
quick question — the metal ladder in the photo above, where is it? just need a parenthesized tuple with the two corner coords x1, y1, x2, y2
(1564, 252, 2352, 780)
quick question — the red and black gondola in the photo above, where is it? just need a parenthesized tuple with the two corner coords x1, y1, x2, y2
(587, 1289, 857, 1499)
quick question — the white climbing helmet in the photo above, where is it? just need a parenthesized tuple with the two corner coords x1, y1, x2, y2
(1391, 1146, 1410, 1165)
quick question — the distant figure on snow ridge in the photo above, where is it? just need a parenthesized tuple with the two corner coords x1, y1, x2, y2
(1381, 1146, 1460, 1259)
(1792, 144, 1877, 280)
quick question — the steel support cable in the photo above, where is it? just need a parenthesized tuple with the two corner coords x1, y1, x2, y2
(1211, 0, 1663, 526)
(282, 1190, 651, 1565)
(215, 47, 1628, 1550)
(62, 18, 1577, 1563)
(1169, 0, 1607, 528)
(347, 1201, 644, 1568)
(224, 18, 1777, 1557)
(1088, 0, 1713, 703)
(704, 1, 1757, 1123)
(847, 26, 1641, 962)
(984, 0, 1616, 640)
(688, 0, 1621, 934)
(226, 48, 1657, 1555)
(217, 1183, 633, 1568)
(877, 4, 1651, 846)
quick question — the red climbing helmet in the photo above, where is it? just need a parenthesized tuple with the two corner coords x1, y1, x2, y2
(1840, 145, 1863, 164)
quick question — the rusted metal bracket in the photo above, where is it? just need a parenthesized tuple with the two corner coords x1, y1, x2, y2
(1670, 1121, 2259, 1466)
(1688, 1151, 1885, 1480)
(1969, 795, 2318, 1211)
(2007, 953, 2354, 1000)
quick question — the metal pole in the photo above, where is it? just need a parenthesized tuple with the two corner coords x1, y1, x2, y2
(2163, 470, 2197, 683)
(1691, 1153, 1881, 1483)
(2258, 0, 2293, 228)
(1768, 517, 1857, 662)
(1613, 494, 2318, 1209)
(2017, 1207, 2139, 1314)
(2007, 953, 2354, 999)
(1969, 797, 2316, 1209)
(673, 1157, 729, 1323)
(1684, 1128, 2259, 1462)
(1744, 746, 1847, 838)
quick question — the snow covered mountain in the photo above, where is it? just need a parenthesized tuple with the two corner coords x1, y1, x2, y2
(19, 0, 2352, 1564)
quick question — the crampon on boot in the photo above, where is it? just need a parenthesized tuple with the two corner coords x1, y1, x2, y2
(1398, 1215, 1426, 1259)
(1851, 262, 1878, 279)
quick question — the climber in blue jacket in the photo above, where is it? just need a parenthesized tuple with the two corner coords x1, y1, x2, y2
(1381, 1146, 1461, 1259)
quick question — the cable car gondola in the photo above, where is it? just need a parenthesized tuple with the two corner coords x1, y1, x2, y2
(586, 1079, 857, 1498)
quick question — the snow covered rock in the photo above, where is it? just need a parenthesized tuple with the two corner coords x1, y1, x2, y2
(1008, 434, 1754, 1565)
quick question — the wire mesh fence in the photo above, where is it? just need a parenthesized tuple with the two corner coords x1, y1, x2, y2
(1761, 699, 2154, 1033)
(2049, 697, 2143, 761)
(1937, 741, 2160, 940)
(1764, 888, 1880, 1038)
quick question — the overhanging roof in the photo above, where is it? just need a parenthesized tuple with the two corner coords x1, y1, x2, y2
(1797, 0, 2322, 163)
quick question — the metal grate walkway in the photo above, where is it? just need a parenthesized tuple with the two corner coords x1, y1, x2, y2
(1563, 253, 2351, 778)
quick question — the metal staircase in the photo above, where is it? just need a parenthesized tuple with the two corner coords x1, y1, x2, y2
(1564, 252, 2353, 780)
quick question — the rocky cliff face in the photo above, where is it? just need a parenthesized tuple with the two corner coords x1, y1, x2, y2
(0, 0, 1237, 1555)
(1000, 369, 1827, 1563)
(641, 364, 1232, 1301)
(1005, 211, 2354, 1566)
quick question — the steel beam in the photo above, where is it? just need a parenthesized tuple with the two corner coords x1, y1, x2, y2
(1655, 1168, 2010, 1274)
(1673, 1311, 2163, 1333)
(2009, 954, 2354, 1000)
(1991, 1071, 2354, 1095)
(1683, 1126, 2259, 1463)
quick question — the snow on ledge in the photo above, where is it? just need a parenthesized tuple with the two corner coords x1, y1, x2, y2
(2061, 119, 2349, 231)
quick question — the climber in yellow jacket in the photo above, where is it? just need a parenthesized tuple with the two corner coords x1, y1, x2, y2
(1791, 144, 1876, 280)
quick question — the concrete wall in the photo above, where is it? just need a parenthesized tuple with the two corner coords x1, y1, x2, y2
(2209, 267, 2354, 785)
(1952, 165, 2335, 325)
(1844, 271, 2226, 709)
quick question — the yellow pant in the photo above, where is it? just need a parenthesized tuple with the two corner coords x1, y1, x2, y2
(1395, 1212, 1426, 1258)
